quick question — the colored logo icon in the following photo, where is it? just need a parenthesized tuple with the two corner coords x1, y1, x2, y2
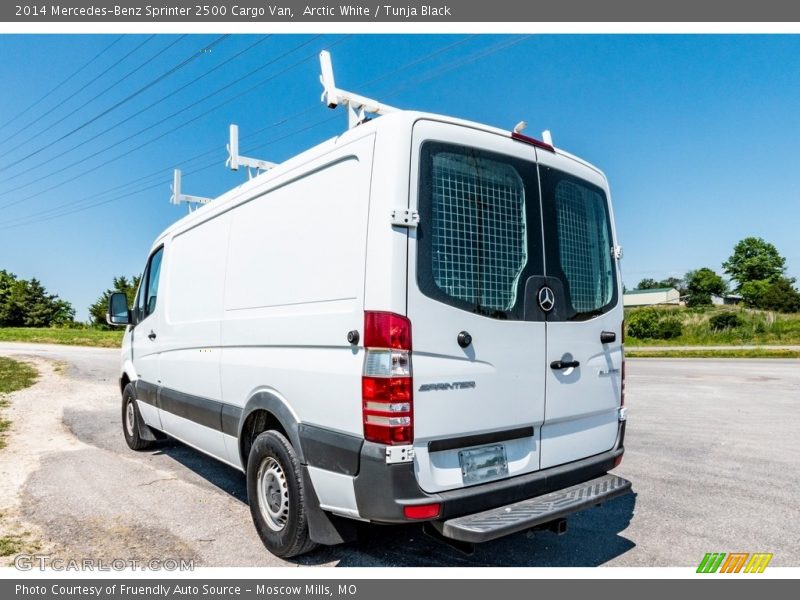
(697, 552, 773, 573)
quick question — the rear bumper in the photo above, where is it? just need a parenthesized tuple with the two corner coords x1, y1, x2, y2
(352, 421, 626, 523)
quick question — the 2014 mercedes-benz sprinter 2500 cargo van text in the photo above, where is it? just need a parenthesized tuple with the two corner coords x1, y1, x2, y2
(107, 51, 631, 558)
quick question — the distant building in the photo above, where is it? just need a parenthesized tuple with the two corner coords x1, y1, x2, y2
(712, 293, 743, 306)
(623, 287, 681, 307)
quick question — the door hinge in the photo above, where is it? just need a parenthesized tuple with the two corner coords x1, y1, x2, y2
(391, 208, 419, 228)
(386, 445, 415, 464)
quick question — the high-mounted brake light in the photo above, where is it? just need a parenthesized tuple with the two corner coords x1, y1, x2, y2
(511, 131, 555, 153)
(362, 311, 413, 445)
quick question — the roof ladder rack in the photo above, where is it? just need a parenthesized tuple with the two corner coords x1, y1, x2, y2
(320, 50, 398, 129)
(226, 124, 276, 179)
(170, 169, 211, 212)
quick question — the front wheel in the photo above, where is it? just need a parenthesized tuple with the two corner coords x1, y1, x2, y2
(121, 383, 155, 451)
(247, 430, 318, 558)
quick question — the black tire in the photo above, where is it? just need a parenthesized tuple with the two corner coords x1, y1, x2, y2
(247, 430, 318, 558)
(121, 383, 155, 451)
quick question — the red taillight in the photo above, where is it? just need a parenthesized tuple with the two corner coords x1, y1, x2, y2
(511, 131, 555, 152)
(403, 503, 441, 520)
(614, 455, 623, 468)
(362, 311, 413, 445)
(364, 311, 412, 350)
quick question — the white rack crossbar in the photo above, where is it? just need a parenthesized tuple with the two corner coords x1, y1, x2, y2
(170, 169, 211, 209)
(320, 50, 398, 129)
(226, 124, 276, 176)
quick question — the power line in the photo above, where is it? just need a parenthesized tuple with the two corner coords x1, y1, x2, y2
(0, 35, 334, 212)
(0, 35, 517, 231)
(0, 35, 124, 135)
(0, 35, 231, 170)
(0, 35, 157, 149)
(0, 35, 312, 199)
(0, 35, 269, 189)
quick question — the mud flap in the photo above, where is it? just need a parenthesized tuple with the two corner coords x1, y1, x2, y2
(301, 466, 358, 546)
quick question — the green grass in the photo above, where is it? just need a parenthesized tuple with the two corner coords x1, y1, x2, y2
(0, 535, 23, 557)
(0, 327, 123, 348)
(627, 348, 800, 359)
(0, 357, 38, 450)
(0, 356, 38, 394)
(625, 305, 800, 346)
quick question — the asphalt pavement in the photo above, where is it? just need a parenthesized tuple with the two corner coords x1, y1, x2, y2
(0, 342, 797, 567)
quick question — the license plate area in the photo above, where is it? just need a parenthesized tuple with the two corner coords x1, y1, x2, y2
(459, 444, 509, 485)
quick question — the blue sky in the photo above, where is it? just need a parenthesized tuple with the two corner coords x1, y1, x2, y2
(0, 34, 798, 320)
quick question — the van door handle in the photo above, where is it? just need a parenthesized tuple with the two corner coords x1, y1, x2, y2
(148, 331, 157, 340)
(550, 360, 580, 370)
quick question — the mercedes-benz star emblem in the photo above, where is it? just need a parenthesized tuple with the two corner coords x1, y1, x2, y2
(538, 286, 555, 312)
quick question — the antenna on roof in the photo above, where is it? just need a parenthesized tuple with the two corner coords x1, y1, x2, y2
(320, 50, 398, 129)
(170, 169, 211, 212)
(226, 124, 276, 179)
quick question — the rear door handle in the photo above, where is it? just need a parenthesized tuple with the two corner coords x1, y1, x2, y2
(148, 331, 157, 340)
(550, 360, 580, 370)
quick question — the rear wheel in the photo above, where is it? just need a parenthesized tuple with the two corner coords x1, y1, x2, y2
(247, 430, 317, 557)
(121, 383, 155, 451)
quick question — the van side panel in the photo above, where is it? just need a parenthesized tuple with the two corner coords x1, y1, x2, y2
(157, 214, 230, 462)
(220, 134, 376, 455)
(362, 119, 413, 315)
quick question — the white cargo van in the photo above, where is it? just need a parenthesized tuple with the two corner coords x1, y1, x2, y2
(108, 52, 630, 558)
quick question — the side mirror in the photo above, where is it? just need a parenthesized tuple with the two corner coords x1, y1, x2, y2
(107, 292, 131, 326)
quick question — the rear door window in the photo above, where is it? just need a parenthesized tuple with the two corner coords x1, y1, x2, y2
(540, 166, 617, 320)
(416, 142, 543, 320)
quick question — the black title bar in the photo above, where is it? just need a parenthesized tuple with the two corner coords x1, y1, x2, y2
(4, 0, 800, 22)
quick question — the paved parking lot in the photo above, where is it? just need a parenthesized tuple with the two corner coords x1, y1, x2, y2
(1, 342, 798, 567)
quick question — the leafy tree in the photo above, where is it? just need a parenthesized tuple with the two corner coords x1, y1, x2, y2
(740, 279, 771, 308)
(760, 277, 800, 313)
(685, 268, 726, 307)
(635, 278, 661, 290)
(723, 237, 786, 291)
(635, 276, 686, 295)
(89, 275, 141, 328)
(0, 271, 74, 326)
(660, 276, 687, 296)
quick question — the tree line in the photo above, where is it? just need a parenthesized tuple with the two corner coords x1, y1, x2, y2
(631, 237, 800, 312)
(1, 236, 798, 329)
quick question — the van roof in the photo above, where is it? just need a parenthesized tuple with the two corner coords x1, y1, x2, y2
(153, 110, 606, 244)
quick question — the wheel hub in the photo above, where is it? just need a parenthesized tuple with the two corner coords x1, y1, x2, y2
(125, 401, 135, 437)
(257, 457, 289, 531)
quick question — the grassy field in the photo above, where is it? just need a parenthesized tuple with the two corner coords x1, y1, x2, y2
(0, 356, 39, 451)
(627, 348, 800, 359)
(625, 305, 800, 346)
(0, 327, 123, 348)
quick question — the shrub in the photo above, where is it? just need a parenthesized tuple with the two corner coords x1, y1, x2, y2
(656, 318, 683, 339)
(709, 313, 742, 331)
(626, 309, 660, 339)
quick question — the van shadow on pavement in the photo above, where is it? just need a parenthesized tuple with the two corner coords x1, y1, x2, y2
(157, 439, 637, 567)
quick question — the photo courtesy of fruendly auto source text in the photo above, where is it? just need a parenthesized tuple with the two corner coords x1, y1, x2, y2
(0, 0, 798, 597)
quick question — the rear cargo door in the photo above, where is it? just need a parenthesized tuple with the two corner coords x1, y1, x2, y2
(536, 153, 624, 469)
(407, 120, 547, 494)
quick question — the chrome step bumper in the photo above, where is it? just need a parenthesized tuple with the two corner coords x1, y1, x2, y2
(438, 473, 632, 543)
